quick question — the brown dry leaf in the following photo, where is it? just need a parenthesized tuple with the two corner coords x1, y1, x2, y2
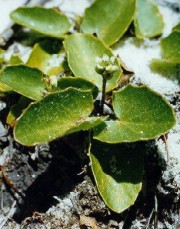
(80, 215, 99, 229)
(118, 55, 134, 88)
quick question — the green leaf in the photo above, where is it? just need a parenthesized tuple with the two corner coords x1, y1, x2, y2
(0, 65, 46, 100)
(57, 76, 99, 98)
(27, 41, 69, 76)
(10, 6, 71, 38)
(14, 88, 94, 146)
(0, 49, 5, 63)
(89, 140, 144, 213)
(94, 84, 176, 143)
(0, 78, 12, 93)
(134, 0, 164, 38)
(81, 0, 135, 46)
(66, 117, 106, 135)
(173, 23, 180, 32)
(161, 32, 180, 62)
(6, 96, 32, 127)
(64, 33, 122, 92)
(9, 55, 23, 65)
(150, 59, 180, 83)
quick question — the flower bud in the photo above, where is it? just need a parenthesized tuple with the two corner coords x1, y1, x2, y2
(95, 54, 119, 80)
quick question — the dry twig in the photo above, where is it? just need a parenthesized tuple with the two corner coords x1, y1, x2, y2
(0, 165, 25, 199)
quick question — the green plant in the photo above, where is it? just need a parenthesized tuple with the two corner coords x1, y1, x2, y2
(150, 25, 180, 82)
(0, 0, 176, 213)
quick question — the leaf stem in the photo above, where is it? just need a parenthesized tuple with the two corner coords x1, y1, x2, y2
(154, 194, 158, 229)
(100, 76, 107, 115)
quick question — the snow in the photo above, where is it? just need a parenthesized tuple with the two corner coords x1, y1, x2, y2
(45, 53, 65, 73)
(44, 0, 91, 16)
(0, 0, 27, 35)
(113, 38, 179, 95)
(159, 5, 180, 37)
(4, 42, 31, 63)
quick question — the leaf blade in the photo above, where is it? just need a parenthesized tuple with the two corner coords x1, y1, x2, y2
(64, 33, 122, 92)
(94, 84, 176, 143)
(14, 88, 94, 146)
(134, 0, 164, 38)
(10, 6, 71, 38)
(90, 140, 144, 213)
(161, 32, 180, 62)
(150, 59, 180, 83)
(0, 65, 46, 100)
(81, 0, 135, 46)
(27, 41, 69, 76)
(57, 76, 99, 98)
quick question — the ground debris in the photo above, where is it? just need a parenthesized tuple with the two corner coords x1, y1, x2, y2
(80, 215, 98, 229)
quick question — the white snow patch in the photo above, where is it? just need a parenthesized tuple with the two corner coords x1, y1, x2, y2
(113, 38, 179, 95)
(44, 0, 91, 16)
(0, 0, 27, 34)
(45, 53, 65, 72)
(0, 101, 6, 111)
(4, 42, 31, 63)
(0, 121, 7, 138)
(162, 157, 180, 198)
(168, 132, 180, 160)
(158, 5, 180, 37)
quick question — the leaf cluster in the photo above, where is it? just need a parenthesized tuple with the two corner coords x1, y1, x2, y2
(0, 0, 176, 213)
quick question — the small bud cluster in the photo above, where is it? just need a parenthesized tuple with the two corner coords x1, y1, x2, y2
(95, 54, 119, 80)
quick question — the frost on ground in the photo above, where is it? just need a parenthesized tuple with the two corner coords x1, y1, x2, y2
(0, 0, 180, 228)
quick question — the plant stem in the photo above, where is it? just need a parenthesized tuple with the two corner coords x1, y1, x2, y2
(154, 194, 158, 229)
(100, 76, 107, 115)
(162, 134, 169, 163)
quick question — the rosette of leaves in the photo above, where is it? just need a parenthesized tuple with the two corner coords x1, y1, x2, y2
(0, 2, 175, 214)
(0, 56, 175, 213)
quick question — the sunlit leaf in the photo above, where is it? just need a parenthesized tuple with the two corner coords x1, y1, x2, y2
(94, 84, 176, 143)
(0, 67, 12, 93)
(134, 0, 164, 38)
(66, 117, 106, 135)
(10, 6, 71, 38)
(161, 32, 180, 62)
(0, 49, 5, 63)
(9, 55, 23, 65)
(64, 33, 122, 92)
(173, 23, 180, 32)
(14, 88, 94, 146)
(150, 59, 180, 83)
(90, 140, 144, 213)
(0, 65, 46, 100)
(27, 41, 69, 76)
(57, 76, 99, 98)
(6, 96, 32, 127)
(81, 0, 135, 46)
